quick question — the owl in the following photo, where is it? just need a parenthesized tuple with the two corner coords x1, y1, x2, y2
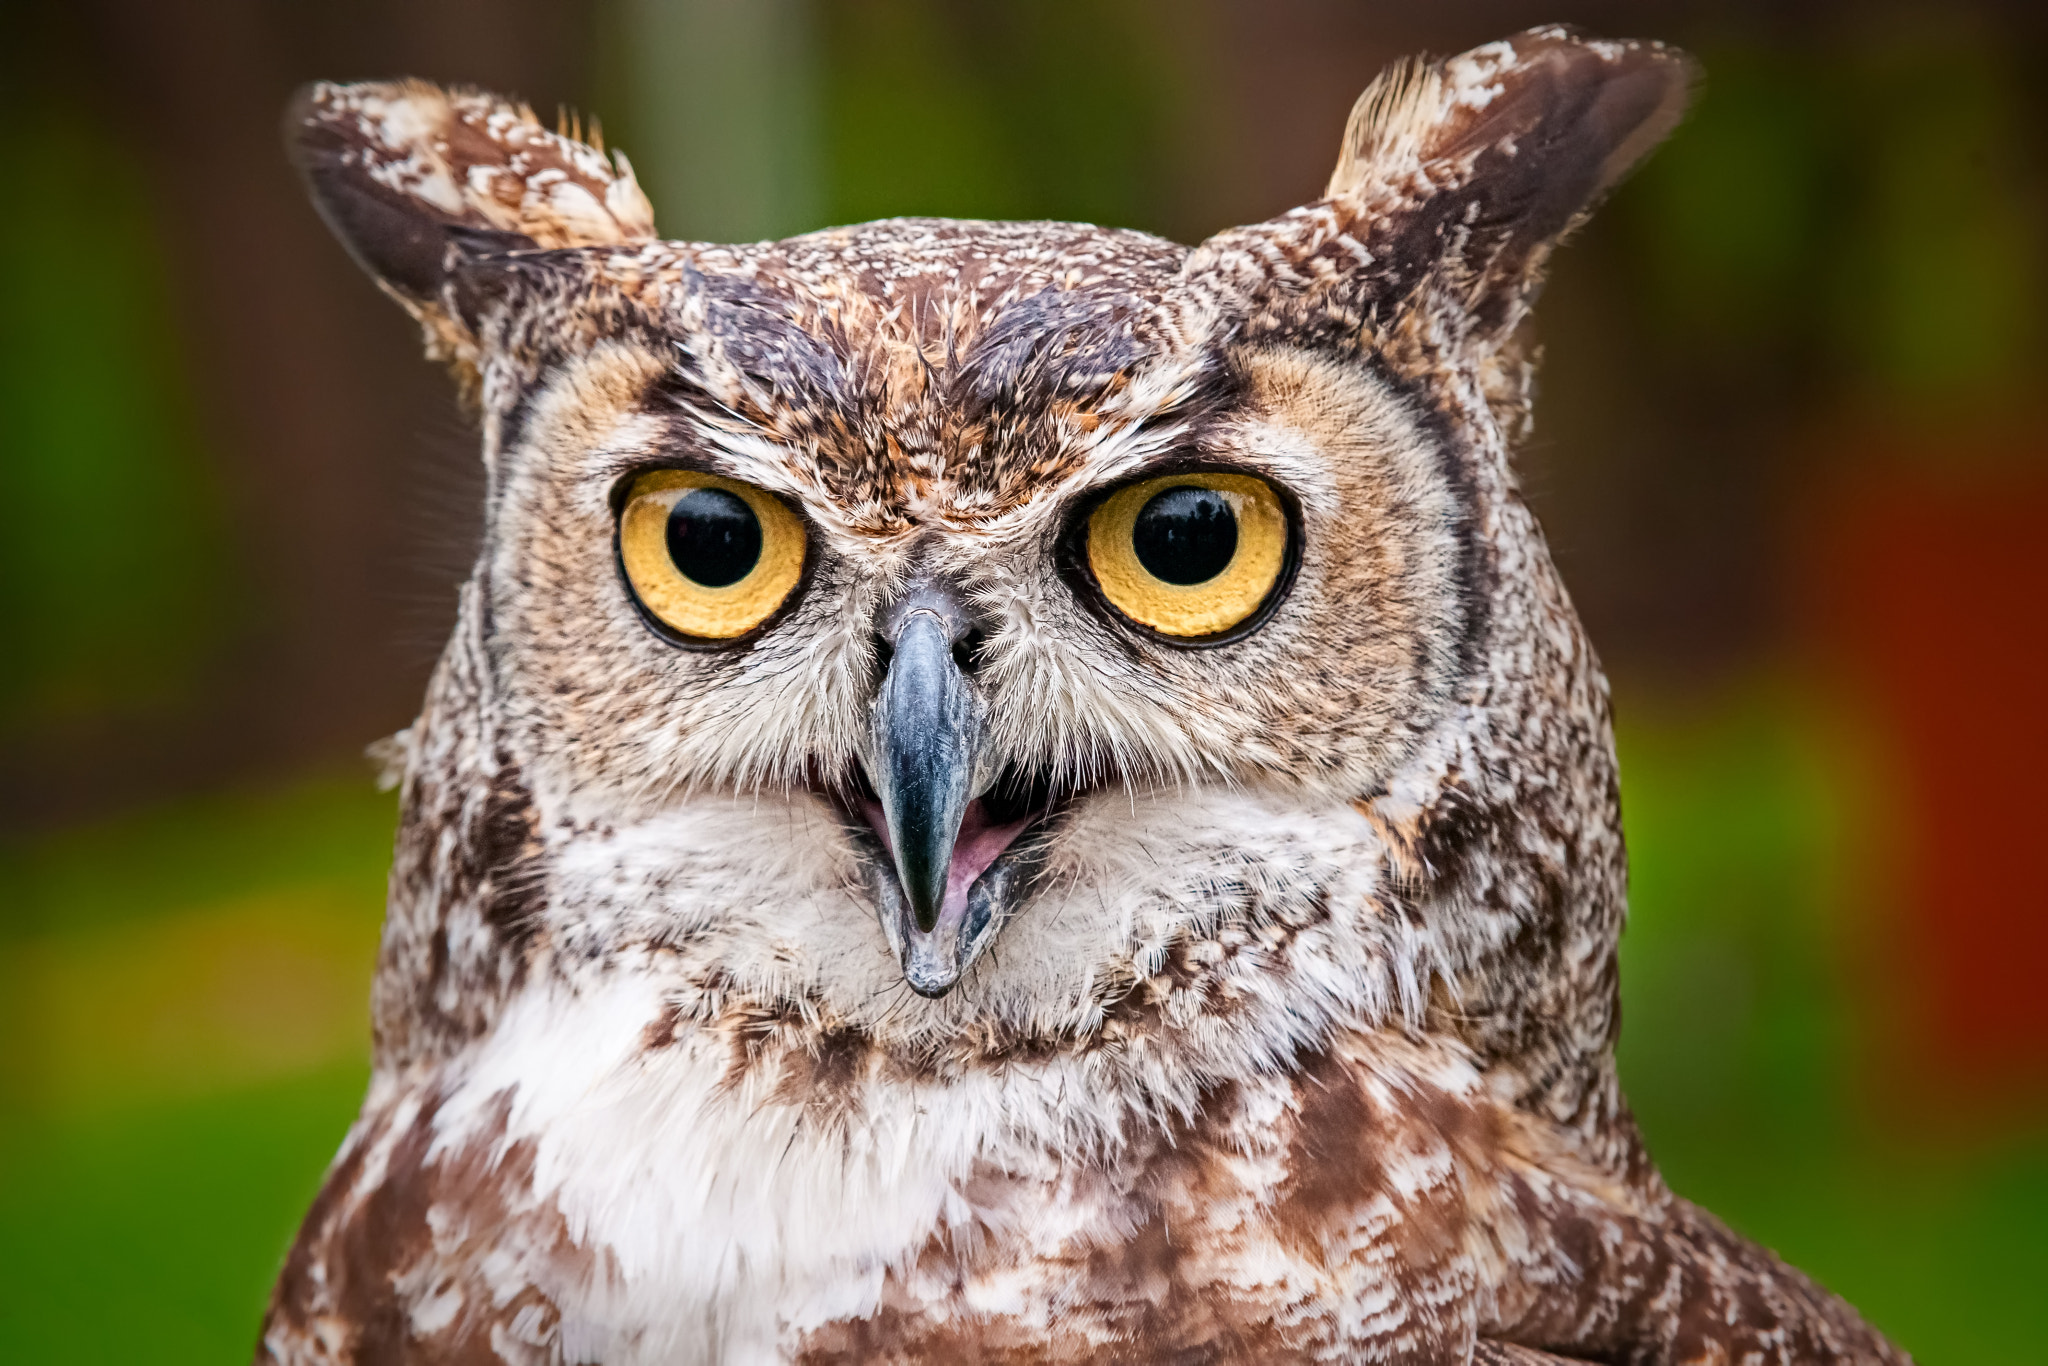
(259, 27, 1908, 1366)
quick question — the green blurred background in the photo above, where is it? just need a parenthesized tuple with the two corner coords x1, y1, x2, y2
(3, 1, 2045, 1360)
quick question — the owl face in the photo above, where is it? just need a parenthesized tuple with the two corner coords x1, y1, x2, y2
(291, 33, 1687, 1031)
(457, 219, 1467, 1003)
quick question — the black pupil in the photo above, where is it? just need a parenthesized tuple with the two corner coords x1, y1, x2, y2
(665, 488, 761, 588)
(1130, 485, 1238, 585)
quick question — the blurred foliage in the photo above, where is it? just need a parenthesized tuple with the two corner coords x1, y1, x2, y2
(1835, 32, 2043, 405)
(1615, 690, 1852, 1156)
(816, 0, 1184, 232)
(0, 775, 392, 1360)
(0, 1062, 371, 1362)
(597, 0, 1190, 238)
(0, 104, 229, 742)
(1625, 25, 2046, 420)
(0, 775, 394, 946)
(1629, 43, 1836, 351)
(604, 0, 823, 241)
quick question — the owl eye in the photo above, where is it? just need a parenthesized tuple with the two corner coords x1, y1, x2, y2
(617, 470, 806, 641)
(1083, 471, 1294, 640)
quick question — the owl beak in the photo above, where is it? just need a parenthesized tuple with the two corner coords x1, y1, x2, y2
(865, 605, 1008, 996)
(871, 611, 984, 934)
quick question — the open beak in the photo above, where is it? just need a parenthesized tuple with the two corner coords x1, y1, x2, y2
(873, 609, 982, 937)
(862, 603, 1035, 997)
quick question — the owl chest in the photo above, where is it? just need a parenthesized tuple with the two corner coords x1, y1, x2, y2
(528, 1080, 1327, 1363)
(473, 1005, 1470, 1364)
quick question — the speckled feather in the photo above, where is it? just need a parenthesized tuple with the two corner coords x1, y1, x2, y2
(262, 28, 1908, 1365)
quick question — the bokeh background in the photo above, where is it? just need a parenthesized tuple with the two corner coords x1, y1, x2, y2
(3, 0, 2045, 1359)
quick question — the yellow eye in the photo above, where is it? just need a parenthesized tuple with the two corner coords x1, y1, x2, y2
(1085, 472, 1291, 639)
(617, 470, 806, 640)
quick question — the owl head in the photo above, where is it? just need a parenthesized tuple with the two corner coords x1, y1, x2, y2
(291, 31, 1689, 1070)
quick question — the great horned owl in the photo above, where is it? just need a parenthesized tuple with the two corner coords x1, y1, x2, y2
(259, 27, 1907, 1366)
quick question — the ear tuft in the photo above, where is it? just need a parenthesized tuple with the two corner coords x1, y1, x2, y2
(1325, 55, 1443, 203)
(1325, 29, 1692, 233)
(1198, 27, 1694, 383)
(286, 79, 656, 310)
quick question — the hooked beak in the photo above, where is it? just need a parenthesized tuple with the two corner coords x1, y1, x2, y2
(873, 609, 982, 937)
(861, 602, 1036, 997)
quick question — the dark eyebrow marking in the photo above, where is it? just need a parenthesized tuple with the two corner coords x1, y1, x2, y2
(676, 267, 852, 416)
(952, 286, 1154, 422)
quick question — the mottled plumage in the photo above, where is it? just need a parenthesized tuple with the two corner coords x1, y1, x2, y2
(262, 28, 1908, 1364)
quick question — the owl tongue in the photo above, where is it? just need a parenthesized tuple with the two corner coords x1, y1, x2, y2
(859, 795, 1034, 927)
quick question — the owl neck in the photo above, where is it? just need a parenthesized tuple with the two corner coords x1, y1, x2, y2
(1406, 489, 1632, 1158)
(376, 578, 538, 1068)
